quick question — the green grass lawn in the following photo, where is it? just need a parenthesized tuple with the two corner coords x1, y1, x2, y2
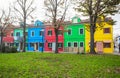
(0, 52, 120, 78)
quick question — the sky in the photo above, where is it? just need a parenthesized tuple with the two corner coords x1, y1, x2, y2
(0, 0, 120, 38)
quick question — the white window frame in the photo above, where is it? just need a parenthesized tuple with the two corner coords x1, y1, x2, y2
(67, 42, 72, 47)
(67, 28, 72, 35)
(74, 42, 78, 47)
(73, 18, 78, 23)
(80, 42, 84, 47)
(79, 28, 84, 35)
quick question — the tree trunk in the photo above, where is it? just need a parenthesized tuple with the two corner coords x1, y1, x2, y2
(90, 25, 96, 54)
(55, 28, 58, 53)
(89, 16, 96, 54)
(0, 32, 3, 52)
(23, 11, 26, 52)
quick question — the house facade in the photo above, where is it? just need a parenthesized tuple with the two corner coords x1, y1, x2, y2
(44, 24, 64, 52)
(27, 20, 45, 52)
(64, 16, 85, 53)
(13, 27, 28, 51)
(3, 29, 14, 47)
(85, 16, 114, 53)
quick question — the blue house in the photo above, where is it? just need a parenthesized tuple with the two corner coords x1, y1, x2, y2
(28, 20, 45, 52)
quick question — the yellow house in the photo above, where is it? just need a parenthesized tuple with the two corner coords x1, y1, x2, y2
(85, 17, 114, 53)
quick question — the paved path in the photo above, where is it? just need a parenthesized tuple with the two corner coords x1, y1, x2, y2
(114, 52, 120, 55)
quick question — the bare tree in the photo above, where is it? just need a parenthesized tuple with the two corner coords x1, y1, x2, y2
(14, 0, 35, 52)
(0, 8, 14, 52)
(44, 0, 69, 53)
(74, 0, 120, 54)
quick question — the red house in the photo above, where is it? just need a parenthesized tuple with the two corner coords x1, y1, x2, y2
(3, 26, 14, 46)
(44, 24, 64, 52)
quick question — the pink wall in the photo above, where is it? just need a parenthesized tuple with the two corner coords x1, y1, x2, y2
(3, 30, 14, 43)
(44, 26, 64, 52)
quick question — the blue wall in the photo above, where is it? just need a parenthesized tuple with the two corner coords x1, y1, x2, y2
(28, 20, 45, 52)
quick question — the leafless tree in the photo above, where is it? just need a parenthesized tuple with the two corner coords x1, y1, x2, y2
(14, 0, 35, 52)
(0, 7, 14, 52)
(44, 0, 69, 53)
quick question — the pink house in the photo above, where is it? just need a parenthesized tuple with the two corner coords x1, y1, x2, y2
(44, 25, 64, 52)
(3, 29, 14, 46)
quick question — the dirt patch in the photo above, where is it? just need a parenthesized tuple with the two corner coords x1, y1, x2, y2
(114, 67, 120, 74)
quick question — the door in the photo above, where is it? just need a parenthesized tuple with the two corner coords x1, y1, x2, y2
(34, 43, 38, 51)
(52, 42, 55, 52)
(96, 41, 103, 53)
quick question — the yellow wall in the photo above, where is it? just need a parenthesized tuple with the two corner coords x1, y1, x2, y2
(85, 22, 113, 53)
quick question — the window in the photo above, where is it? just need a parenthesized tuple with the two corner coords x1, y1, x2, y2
(39, 43, 43, 47)
(48, 43, 52, 48)
(73, 18, 78, 23)
(103, 43, 111, 48)
(104, 28, 110, 33)
(68, 29, 71, 35)
(11, 33, 13, 36)
(74, 42, 78, 47)
(15, 43, 19, 46)
(31, 31, 34, 36)
(58, 30, 62, 35)
(39, 31, 42, 36)
(58, 43, 63, 48)
(68, 42, 71, 47)
(10, 43, 14, 46)
(80, 42, 84, 47)
(30, 43, 34, 47)
(79, 29, 84, 34)
(16, 32, 20, 36)
(48, 30, 52, 36)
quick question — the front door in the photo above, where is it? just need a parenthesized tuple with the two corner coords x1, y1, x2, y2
(96, 41, 103, 53)
(34, 43, 38, 51)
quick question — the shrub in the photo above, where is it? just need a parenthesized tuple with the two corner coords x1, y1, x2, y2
(10, 47, 17, 53)
(0, 45, 18, 53)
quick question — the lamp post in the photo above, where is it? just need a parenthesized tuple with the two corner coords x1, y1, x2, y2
(41, 29, 44, 52)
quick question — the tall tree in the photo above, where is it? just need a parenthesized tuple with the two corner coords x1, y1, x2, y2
(0, 8, 14, 52)
(74, 0, 120, 54)
(14, 0, 35, 52)
(44, 0, 69, 53)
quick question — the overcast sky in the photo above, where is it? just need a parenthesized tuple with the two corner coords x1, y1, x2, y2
(0, 0, 120, 37)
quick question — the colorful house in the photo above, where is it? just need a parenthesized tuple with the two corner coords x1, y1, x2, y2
(85, 16, 114, 53)
(13, 27, 28, 51)
(27, 20, 45, 52)
(64, 16, 85, 53)
(44, 23, 64, 52)
(3, 29, 14, 46)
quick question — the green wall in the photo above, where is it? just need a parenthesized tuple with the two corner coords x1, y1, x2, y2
(64, 16, 85, 52)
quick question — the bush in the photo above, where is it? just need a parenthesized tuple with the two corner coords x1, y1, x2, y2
(0, 45, 18, 53)
(11, 47, 17, 53)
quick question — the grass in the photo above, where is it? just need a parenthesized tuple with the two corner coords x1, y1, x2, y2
(0, 52, 120, 78)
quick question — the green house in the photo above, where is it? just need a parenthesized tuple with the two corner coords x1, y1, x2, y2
(64, 16, 85, 53)
(14, 27, 28, 51)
